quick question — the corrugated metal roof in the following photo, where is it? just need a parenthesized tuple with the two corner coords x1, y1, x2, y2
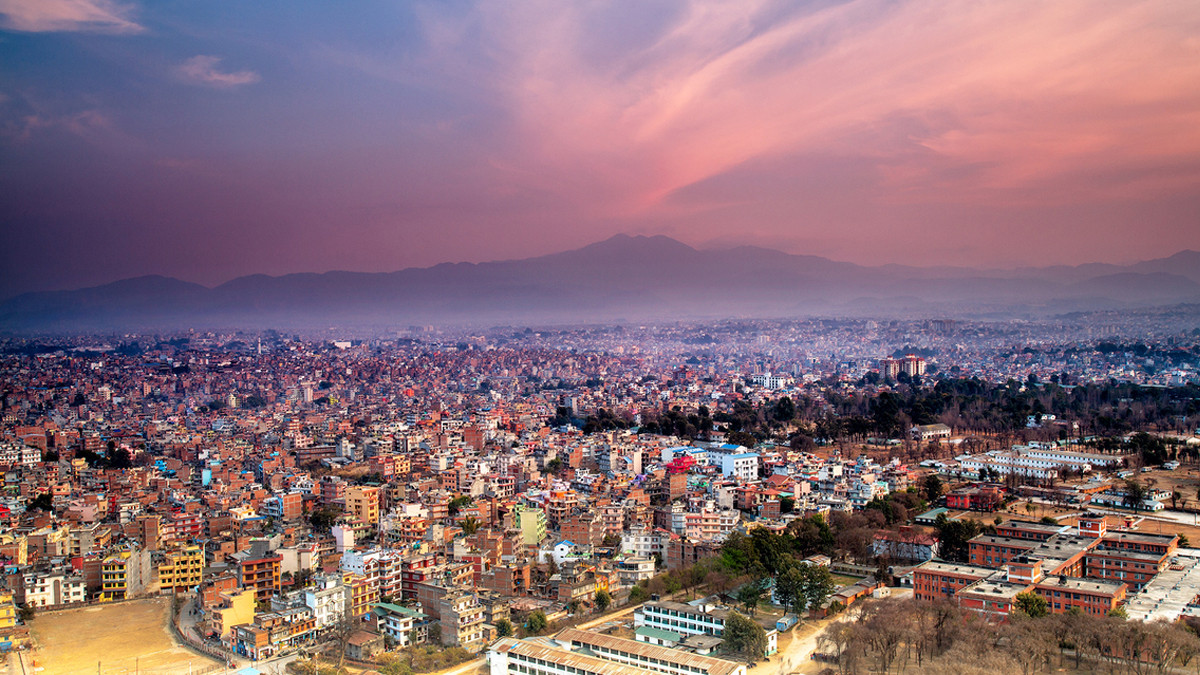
(556, 628, 743, 675)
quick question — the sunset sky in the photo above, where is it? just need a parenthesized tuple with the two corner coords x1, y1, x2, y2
(2, 0, 1199, 297)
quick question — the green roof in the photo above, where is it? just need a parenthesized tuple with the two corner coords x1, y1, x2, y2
(916, 507, 949, 521)
(634, 626, 682, 642)
(374, 602, 427, 619)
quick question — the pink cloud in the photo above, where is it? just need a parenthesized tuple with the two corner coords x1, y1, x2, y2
(6, 109, 114, 141)
(178, 55, 261, 89)
(0, 0, 141, 33)
(404, 0, 1200, 219)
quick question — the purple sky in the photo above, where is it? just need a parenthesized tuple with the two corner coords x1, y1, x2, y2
(2, 0, 1199, 298)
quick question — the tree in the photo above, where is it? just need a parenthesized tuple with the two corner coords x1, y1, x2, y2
(923, 474, 945, 503)
(293, 568, 314, 589)
(934, 513, 984, 563)
(798, 564, 836, 613)
(109, 446, 132, 469)
(448, 495, 473, 515)
(1124, 479, 1147, 512)
(774, 566, 804, 615)
(737, 578, 768, 616)
(460, 516, 480, 536)
(526, 610, 548, 634)
(727, 431, 757, 448)
(309, 505, 342, 533)
(722, 611, 768, 663)
(629, 586, 649, 603)
(772, 397, 796, 423)
(27, 494, 53, 512)
(775, 563, 834, 616)
(327, 615, 358, 669)
(1013, 591, 1048, 618)
(595, 589, 611, 612)
(496, 618, 513, 637)
(663, 574, 682, 595)
(682, 563, 707, 599)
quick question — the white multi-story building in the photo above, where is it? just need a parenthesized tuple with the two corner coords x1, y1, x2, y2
(681, 510, 739, 543)
(621, 528, 668, 559)
(22, 571, 86, 607)
(341, 548, 404, 600)
(304, 574, 347, 629)
(1022, 446, 1122, 468)
(374, 602, 426, 647)
(615, 557, 656, 587)
(633, 601, 777, 657)
(959, 452, 1060, 480)
(720, 453, 759, 482)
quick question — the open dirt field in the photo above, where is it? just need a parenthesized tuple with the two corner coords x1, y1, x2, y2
(1137, 466, 1200, 510)
(28, 597, 220, 675)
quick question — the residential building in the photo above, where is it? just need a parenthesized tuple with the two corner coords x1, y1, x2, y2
(158, 545, 204, 593)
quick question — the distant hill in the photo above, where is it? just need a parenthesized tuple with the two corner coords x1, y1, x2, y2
(2, 235, 1198, 331)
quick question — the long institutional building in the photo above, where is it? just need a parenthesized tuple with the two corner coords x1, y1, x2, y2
(489, 628, 746, 675)
(913, 515, 1183, 619)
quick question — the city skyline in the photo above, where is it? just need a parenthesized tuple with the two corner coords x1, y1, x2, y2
(3, 0, 1200, 297)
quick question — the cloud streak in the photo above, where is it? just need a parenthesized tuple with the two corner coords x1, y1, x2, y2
(0, 0, 142, 33)
(405, 0, 1200, 218)
(178, 55, 261, 88)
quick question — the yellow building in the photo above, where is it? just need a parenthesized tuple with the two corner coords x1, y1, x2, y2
(0, 591, 16, 630)
(100, 549, 152, 601)
(0, 533, 27, 566)
(211, 589, 256, 643)
(344, 486, 380, 526)
(158, 545, 204, 592)
(343, 573, 379, 618)
(517, 505, 547, 548)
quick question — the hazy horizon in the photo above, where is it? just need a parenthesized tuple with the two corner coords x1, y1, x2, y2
(5, 233, 1200, 298)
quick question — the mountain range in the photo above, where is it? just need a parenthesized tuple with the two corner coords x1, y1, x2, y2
(3, 235, 1199, 332)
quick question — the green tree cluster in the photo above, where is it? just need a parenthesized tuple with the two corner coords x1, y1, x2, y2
(721, 611, 768, 663)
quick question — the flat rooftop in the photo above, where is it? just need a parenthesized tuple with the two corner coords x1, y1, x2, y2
(998, 520, 1069, 534)
(1035, 575, 1126, 595)
(958, 579, 1030, 600)
(1028, 534, 1095, 560)
(969, 535, 1038, 548)
(913, 561, 996, 578)
(1102, 531, 1178, 545)
(1085, 548, 1167, 563)
(1123, 551, 1200, 622)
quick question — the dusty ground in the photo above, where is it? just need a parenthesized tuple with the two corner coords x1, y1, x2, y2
(1136, 466, 1200, 510)
(1128, 513, 1200, 543)
(28, 597, 220, 675)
